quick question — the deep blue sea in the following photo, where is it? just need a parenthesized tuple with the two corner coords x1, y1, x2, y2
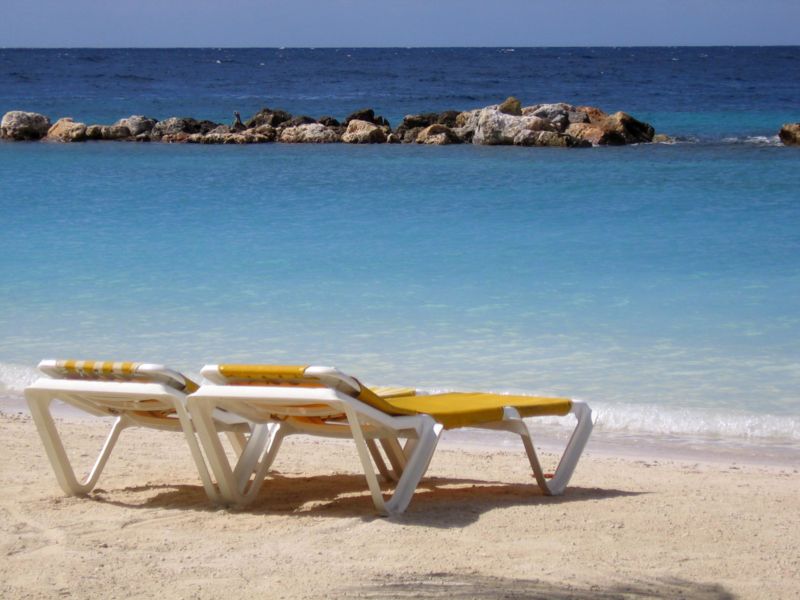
(1, 48, 799, 454)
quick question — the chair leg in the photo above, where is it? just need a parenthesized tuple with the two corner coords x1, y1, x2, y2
(230, 424, 287, 505)
(384, 418, 443, 516)
(188, 398, 286, 506)
(380, 438, 407, 480)
(513, 403, 593, 496)
(344, 407, 443, 516)
(169, 399, 225, 504)
(225, 430, 248, 455)
(234, 423, 274, 490)
(187, 396, 240, 503)
(26, 390, 127, 496)
(344, 406, 388, 514)
(233, 422, 287, 498)
(365, 439, 392, 481)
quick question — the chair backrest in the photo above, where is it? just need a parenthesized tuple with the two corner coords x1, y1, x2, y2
(201, 364, 415, 416)
(38, 359, 198, 393)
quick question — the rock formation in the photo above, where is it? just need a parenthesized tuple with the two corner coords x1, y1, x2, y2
(0, 111, 51, 140)
(114, 115, 156, 136)
(416, 124, 461, 145)
(0, 100, 660, 148)
(341, 119, 387, 144)
(245, 108, 292, 129)
(279, 123, 340, 143)
(779, 123, 800, 146)
(46, 118, 88, 142)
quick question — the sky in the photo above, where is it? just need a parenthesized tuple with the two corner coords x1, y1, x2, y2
(1, 0, 798, 47)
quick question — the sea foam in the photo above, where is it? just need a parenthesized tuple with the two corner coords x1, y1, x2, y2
(0, 362, 40, 394)
(2, 363, 797, 446)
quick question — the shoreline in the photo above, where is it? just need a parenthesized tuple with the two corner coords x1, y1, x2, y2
(3, 394, 798, 469)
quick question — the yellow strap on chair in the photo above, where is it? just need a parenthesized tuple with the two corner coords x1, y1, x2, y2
(50, 359, 198, 393)
(218, 364, 312, 384)
(59, 360, 138, 378)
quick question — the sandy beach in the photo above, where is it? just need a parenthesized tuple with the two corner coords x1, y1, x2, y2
(1, 411, 798, 599)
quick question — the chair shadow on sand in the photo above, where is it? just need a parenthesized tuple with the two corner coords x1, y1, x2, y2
(91, 472, 643, 527)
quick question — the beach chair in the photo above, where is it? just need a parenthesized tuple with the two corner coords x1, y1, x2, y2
(24, 359, 251, 502)
(188, 364, 593, 515)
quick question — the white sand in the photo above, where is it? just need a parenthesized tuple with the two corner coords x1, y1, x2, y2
(1, 412, 798, 599)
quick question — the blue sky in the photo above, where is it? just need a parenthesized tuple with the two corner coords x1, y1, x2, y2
(2, 0, 798, 47)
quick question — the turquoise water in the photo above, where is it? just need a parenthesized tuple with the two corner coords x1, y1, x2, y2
(1, 141, 798, 445)
(1, 47, 799, 449)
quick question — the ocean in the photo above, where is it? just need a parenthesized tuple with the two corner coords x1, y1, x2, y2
(1, 47, 798, 458)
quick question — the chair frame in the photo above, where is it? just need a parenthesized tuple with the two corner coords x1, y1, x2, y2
(188, 365, 593, 515)
(25, 362, 250, 503)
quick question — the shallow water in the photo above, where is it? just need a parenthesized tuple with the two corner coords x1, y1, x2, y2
(1, 48, 799, 454)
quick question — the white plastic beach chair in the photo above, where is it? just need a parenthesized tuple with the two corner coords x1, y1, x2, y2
(188, 364, 593, 515)
(25, 359, 250, 502)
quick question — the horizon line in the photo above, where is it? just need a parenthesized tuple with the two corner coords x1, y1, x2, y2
(2, 44, 799, 50)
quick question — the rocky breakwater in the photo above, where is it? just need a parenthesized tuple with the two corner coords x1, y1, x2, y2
(0, 98, 658, 148)
(779, 123, 800, 146)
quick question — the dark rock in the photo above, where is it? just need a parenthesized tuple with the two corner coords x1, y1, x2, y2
(86, 123, 131, 140)
(0, 111, 51, 140)
(197, 120, 221, 134)
(277, 115, 317, 129)
(344, 108, 375, 124)
(344, 108, 390, 129)
(779, 123, 800, 146)
(514, 130, 591, 148)
(567, 111, 590, 125)
(102, 125, 131, 140)
(437, 111, 460, 127)
(403, 127, 423, 143)
(498, 96, 522, 116)
(399, 113, 439, 129)
(318, 116, 340, 127)
(245, 107, 293, 128)
(395, 114, 434, 141)
(85, 125, 104, 140)
(150, 117, 219, 139)
(395, 111, 458, 141)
